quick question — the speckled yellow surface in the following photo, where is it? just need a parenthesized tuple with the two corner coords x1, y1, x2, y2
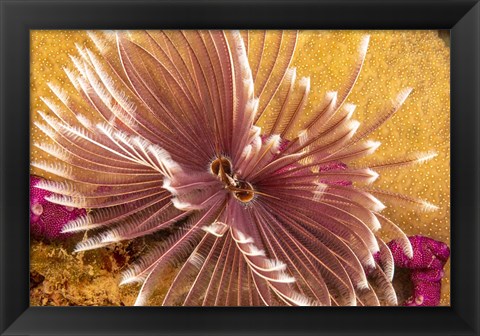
(30, 30, 450, 306)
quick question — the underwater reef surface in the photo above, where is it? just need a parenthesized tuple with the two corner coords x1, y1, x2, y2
(30, 30, 450, 306)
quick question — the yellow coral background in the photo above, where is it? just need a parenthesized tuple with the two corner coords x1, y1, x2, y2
(30, 30, 450, 306)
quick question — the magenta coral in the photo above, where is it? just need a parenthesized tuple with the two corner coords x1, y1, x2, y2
(386, 235, 450, 306)
(30, 175, 86, 240)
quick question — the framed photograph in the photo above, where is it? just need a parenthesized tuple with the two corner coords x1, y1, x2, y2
(1, 0, 479, 335)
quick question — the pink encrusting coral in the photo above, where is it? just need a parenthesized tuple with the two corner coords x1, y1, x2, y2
(30, 175, 86, 240)
(31, 30, 445, 306)
(386, 235, 450, 306)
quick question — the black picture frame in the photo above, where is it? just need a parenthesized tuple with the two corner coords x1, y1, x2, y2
(1, 0, 479, 335)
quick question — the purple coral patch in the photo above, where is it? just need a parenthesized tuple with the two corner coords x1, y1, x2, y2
(386, 235, 450, 306)
(30, 175, 86, 240)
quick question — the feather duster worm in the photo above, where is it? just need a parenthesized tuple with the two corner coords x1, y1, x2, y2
(32, 30, 442, 306)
